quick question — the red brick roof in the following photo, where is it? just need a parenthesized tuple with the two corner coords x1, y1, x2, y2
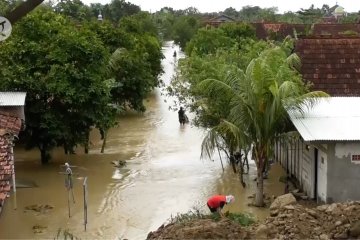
(295, 37, 360, 96)
(253, 23, 360, 40)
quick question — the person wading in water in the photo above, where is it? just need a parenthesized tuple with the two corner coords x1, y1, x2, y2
(178, 106, 186, 125)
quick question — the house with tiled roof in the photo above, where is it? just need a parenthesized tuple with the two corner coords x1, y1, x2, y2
(253, 23, 360, 40)
(295, 36, 360, 96)
(204, 14, 236, 27)
(0, 92, 26, 214)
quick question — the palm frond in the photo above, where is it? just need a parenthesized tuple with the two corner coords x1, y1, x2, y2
(108, 48, 126, 73)
(197, 78, 238, 99)
(200, 119, 246, 160)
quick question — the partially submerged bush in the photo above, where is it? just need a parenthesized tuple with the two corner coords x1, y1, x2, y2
(54, 229, 79, 240)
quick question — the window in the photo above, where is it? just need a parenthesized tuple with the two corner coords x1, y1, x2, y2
(351, 154, 360, 164)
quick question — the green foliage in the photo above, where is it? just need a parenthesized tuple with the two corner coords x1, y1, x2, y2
(153, 10, 175, 40)
(278, 11, 303, 23)
(172, 15, 200, 49)
(0, 4, 164, 163)
(169, 208, 209, 225)
(0, 0, 18, 15)
(168, 209, 255, 227)
(170, 39, 269, 128)
(185, 28, 236, 57)
(238, 6, 278, 22)
(54, 229, 79, 240)
(197, 42, 328, 206)
(109, 12, 163, 111)
(106, 0, 140, 23)
(54, 0, 93, 21)
(338, 30, 359, 36)
(219, 22, 256, 42)
(119, 11, 158, 36)
(222, 7, 239, 19)
(296, 4, 331, 24)
(0, 8, 113, 163)
(84, 20, 130, 53)
(225, 212, 255, 226)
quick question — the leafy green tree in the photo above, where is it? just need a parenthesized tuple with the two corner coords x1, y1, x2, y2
(172, 15, 200, 49)
(277, 11, 303, 23)
(238, 5, 277, 22)
(219, 22, 256, 44)
(339, 12, 360, 23)
(106, 12, 163, 111)
(198, 43, 328, 206)
(54, 0, 92, 21)
(170, 39, 269, 127)
(0, 8, 113, 163)
(86, 0, 140, 23)
(0, 0, 18, 15)
(153, 8, 176, 40)
(84, 20, 130, 53)
(185, 23, 255, 57)
(297, 4, 323, 24)
(222, 7, 239, 19)
(185, 28, 236, 57)
(107, 0, 140, 22)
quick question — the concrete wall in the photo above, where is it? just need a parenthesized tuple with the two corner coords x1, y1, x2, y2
(326, 142, 360, 202)
(275, 138, 316, 199)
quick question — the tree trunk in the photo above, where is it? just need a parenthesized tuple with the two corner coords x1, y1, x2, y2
(230, 153, 237, 173)
(6, 0, 45, 24)
(84, 131, 90, 154)
(239, 158, 246, 188)
(255, 169, 264, 206)
(100, 130, 107, 153)
(243, 148, 250, 174)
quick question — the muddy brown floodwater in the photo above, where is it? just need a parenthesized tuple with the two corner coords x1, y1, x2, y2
(0, 41, 285, 240)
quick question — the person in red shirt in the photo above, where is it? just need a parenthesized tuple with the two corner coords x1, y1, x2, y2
(207, 194, 235, 216)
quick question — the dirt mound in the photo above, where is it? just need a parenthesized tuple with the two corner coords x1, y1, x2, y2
(147, 218, 250, 239)
(257, 201, 360, 239)
(147, 199, 360, 239)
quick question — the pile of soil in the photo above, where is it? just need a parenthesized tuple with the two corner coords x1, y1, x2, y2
(257, 201, 360, 239)
(147, 218, 251, 240)
(147, 198, 360, 239)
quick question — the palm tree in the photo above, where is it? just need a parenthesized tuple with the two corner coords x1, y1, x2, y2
(198, 45, 328, 206)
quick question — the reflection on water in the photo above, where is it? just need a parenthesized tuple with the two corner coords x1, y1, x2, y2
(0, 41, 285, 240)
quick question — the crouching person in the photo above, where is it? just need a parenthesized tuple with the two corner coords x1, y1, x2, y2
(207, 194, 235, 217)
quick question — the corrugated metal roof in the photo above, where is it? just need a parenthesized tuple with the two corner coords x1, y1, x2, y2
(288, 97, 360, 141)
(0, 92, 26, 106)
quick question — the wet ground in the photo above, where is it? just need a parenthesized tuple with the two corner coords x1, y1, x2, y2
(0, 41, 285, 239)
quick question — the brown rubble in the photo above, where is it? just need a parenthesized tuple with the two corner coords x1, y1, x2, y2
(147, 198, 360, 239)
(259, 200, 360, 239)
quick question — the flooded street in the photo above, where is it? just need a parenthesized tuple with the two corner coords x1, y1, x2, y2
(0, 41, 285, 239)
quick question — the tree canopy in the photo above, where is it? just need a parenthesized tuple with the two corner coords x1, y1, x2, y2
(0, 4, 163, 163)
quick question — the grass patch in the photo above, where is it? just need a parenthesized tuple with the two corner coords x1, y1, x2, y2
(168, 208, 255, 227)
(169, 207, 210, 224)
(225, 212, 255, 226)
